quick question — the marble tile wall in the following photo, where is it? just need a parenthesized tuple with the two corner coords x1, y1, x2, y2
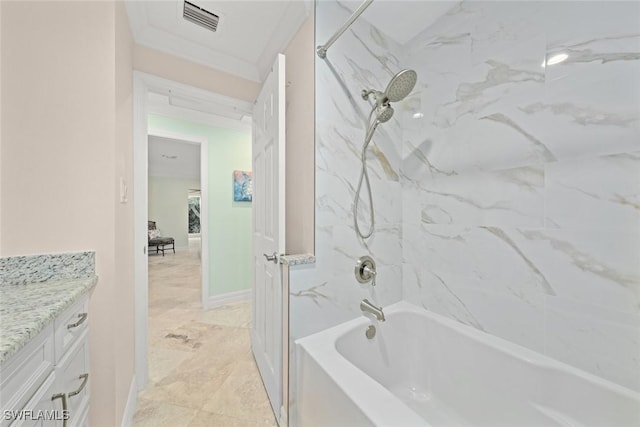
(288, 0, 407, 419)
(290, 0, 405, 348)
(401, 1, 640, 392)
(290, 1, 640, 417)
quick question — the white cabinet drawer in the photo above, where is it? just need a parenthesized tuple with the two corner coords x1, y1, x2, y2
(0, 325, 54, 427)
(53, 299, 88, 365)
(10, 372, 63, 427)
(1, 294, 91, 427)
(56, 331, 89, 425)
(69, 401, 88, 427)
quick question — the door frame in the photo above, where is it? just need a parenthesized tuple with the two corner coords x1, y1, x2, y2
(133, 71, 253, 391)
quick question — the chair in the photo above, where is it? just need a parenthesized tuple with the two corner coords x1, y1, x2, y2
(148, 221, 175, 256)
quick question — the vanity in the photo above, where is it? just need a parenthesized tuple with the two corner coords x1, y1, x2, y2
(0, 253, 97, 427)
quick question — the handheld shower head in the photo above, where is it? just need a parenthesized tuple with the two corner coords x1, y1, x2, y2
(375, 104, 394, 123)
(354, 68, 417, 240)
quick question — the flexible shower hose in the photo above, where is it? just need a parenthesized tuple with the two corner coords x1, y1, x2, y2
(354, 109, 380, 239)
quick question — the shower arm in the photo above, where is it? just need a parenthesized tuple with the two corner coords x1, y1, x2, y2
(316, 0, 374, 59)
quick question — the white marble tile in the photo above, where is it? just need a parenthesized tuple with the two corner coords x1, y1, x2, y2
(403, 263, 546, 352)
(290, 265, 401, 341)
(332, 223, 402, 272)
(545, 151, 640, 230)
(544, 295, 640, 392)
(402, 164, 544, 227)
(542, 1, 640, 48)
(508, 228, 640, 314)
(403, 224, 557, 299)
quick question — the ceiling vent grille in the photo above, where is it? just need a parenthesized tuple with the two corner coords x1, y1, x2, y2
(183, 1, 219, 32)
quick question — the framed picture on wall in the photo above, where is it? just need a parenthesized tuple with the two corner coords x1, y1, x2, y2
(233, 170, 253, 202)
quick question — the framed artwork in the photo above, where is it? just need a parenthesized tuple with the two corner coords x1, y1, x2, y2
(233, 170, 253, 202)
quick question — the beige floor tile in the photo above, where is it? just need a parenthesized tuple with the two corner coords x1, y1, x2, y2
(139, 360, 235, 410)
(202, 357, 276, 424)
(187, 410, 277, 427)
(199, 301, 252, 328)
(135, 243, 275, 426)
(133, 398, 197, 427)
(148, 347, 192, 385)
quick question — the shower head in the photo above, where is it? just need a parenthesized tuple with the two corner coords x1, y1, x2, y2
(375, 104, 394, 123)
(361, 69, 417, 108)
(385, 69, 417, 102)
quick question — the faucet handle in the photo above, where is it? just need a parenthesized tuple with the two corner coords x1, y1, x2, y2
(355, 256, 377, 285)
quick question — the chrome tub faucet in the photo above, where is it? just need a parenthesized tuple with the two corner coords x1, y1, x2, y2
(360, 299, 385, 322)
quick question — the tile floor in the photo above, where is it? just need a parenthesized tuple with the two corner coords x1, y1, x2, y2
(133, 241, 276, 427)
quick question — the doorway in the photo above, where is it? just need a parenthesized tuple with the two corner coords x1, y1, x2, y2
(133, 72, 253, 391)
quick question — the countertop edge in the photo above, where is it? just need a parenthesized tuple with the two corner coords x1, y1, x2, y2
(280, 253, 316, 266)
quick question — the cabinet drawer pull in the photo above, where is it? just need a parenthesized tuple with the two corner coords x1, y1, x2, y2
(68, 373, 89, 398)
(52, 392, 68, 427)
(67, 313, 88, 329)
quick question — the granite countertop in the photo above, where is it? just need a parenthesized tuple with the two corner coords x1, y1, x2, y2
(0, 275, 98, 364)
(280, 253, 316, 266)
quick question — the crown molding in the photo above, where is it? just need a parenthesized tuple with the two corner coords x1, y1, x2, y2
(125, 1, 261, 82)
(256, 0, 310, 81)
(126, 1, 311, 84)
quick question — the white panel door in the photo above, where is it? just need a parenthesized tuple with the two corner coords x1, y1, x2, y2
(252, 53, 286, 420)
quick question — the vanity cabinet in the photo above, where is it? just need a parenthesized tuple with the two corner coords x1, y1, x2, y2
(1, 297, 90, 427)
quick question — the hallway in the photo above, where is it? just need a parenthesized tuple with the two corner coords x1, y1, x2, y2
(134, 245, 276, 426)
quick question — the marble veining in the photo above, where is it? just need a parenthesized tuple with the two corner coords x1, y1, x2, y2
(290, 282, 329, 306)
(478, 113, 556, 162)
(0, 275, 98, 364)
(520, 102, 639, 128)
(0, 252, 95, 285)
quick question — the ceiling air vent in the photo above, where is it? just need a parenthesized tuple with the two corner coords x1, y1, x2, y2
(183, 1, 219, 32)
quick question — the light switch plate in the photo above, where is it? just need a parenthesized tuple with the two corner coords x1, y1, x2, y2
(119, 177, 128, 203)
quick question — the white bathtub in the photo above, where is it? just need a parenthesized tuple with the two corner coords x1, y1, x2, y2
(295, 301, 640, 427)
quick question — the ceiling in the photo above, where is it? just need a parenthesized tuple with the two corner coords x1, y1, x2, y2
(148, 136, 201, 180)
(125, 0, 310, 82)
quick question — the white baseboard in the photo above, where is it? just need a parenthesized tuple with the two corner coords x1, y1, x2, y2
(206, 289, 251, 309)
(279, 405, 288, 426)
(121, 376, 137, 427)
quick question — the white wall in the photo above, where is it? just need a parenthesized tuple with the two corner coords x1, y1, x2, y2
(148, 176, 200, 249)
(134, 44, 260, 103)
(0, 1, 135, 425)
(114, 1, 135, 420)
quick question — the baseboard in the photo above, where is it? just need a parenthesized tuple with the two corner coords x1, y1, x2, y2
(206, 289, 251, 309)
(120, 376, 137, 427)
(279, 405, 288, 426)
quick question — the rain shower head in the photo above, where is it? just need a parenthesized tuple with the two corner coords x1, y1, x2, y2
(385, 69, 417, 102)
(362, 69, 418, 107)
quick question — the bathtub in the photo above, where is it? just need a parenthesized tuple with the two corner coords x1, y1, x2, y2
(295, 301, 640, 427)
